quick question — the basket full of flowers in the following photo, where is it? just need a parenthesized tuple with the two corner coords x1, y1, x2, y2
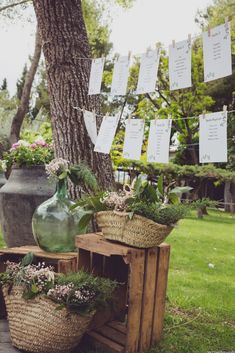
(0, 253, 116, 353)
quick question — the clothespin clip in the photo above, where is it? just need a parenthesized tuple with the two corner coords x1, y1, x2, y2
(223, 105, 227, 117)
(188, 33, 192, 44)
(92, 108, 96, 120)
(155, 42, 161, 55)
(225, 16, 229, 30)
(128, 51, 132, 61)
(203, 110, 206, 119)
(82, 107, 85, 115)
(128, 114, 132, 123)
(146, 46, 152, 57)
(115, 53, 120, 62)
(208, 26, 211, 37)
(172, 40, 176, 49)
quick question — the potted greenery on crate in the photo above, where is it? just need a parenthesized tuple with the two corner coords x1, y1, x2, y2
(74, 176, 192, 248)
(0, 253, 116, 353)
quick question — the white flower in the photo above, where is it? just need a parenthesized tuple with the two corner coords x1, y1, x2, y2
(45, 158, 69, 178)
(208, 263, 215, 269)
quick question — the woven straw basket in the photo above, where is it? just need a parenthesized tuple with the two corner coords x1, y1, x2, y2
(96, 211, 173, 248)
(2, 286, 93, 353)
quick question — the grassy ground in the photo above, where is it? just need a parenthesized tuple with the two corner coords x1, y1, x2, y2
(152, 209, 235, 353)
(0, 210, 234, 352)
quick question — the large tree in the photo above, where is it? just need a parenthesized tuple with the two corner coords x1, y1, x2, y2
(32, 0, 114, 194)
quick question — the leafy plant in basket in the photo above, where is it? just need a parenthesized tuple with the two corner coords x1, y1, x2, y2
(73, 175, 192, 248)
(0, 253, 117, 353)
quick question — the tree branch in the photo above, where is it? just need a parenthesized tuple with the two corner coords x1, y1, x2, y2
(0, 0, 31, 13)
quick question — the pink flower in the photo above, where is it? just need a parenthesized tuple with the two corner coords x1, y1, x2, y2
(10, 142, 20, 151)
(35, 139, 48, 147)
(30, 143, 37, 149)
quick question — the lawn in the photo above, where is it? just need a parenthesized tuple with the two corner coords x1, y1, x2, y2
(0, 210, 234, 352)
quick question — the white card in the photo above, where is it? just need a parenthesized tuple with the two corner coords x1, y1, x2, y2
(88, 58, 105, 95)
(111, 55, 130, 96)
(83, 110, 97, 145)
(94, 115, 119, 154)
(123, 119, 145, 160)
(203, 23, 232, 82)
(199, 111, 227, 163)
(169, 39, 192, 90)
(147, 119, 172, 163)
(136, 49, 161, 94)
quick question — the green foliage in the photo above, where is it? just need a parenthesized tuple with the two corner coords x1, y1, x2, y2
(129, 201, 188, 226)
(57, 271, 117, 311)
(190, 198, 218, 210)
(68, 162, 98, 191)
(16, 63, 27, 100)
(1, 139, 53, 171)
(21, 121, 53, 144)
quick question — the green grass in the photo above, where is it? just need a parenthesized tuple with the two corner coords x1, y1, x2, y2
(0, 210, 234, 352)
(151, 209, 235, 353)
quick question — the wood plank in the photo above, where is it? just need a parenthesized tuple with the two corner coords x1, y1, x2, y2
(139, 248, 158, 352)
(77, 249, 91, 272)
(76, 234, 140, 260)
(152, 245, 170, 345)
(0, 246, 77, 260)
(107, 321, 127, 334)
(126, 250, 145, 353)
(96, 325, 126, 345)
(58, 259, 77, 274)
(91, 253, 104, 276)
(86, 331, 124, 353)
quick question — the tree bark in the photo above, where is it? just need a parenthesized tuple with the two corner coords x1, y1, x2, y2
(33, 0, 115, 196)
(224, 181, 235, 213)
(9, 27, 42, 144)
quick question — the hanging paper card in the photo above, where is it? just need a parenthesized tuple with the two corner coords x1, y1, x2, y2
(83, 110, 97, 144)
(94, 115, 119, 154)
(169, 39, 192, 90)
(111, 55, 130, 96)
(136, 49, 161, 94)
(199, 111, 227, 163)
(88, 58, 105, 95)
(203, 23, 232, 82)
(147, 119, 172, 163)
(123, 119, 145, 160)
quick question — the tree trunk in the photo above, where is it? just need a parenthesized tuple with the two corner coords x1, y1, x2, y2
(9, 27, 42, 144)
(224, 181, 235, 213)
(33, 0, 114, 197)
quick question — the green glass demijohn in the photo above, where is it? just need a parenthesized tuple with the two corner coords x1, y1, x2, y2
(32, 178, 84, 252)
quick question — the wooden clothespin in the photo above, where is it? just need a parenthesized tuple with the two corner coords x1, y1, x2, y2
(223, 105, 228, 117)
(225, 16, 229, 30)
(203, 110, 206, 119)
(172, 40, 176, 49)
(208, 26, 211, 37)
(128, 51, 132, 61)
(146, 46, 152, 57)
(188, 33, 192, 44)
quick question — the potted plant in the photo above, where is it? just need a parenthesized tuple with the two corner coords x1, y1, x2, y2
(74, 176, 192, 248)
(32, 158, 98, 252)
(0, 253, 117, 353)
(0, 139, 55, 247)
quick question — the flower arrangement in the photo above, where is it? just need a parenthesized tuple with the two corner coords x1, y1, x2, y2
(0, 253, 116, 314)
(0, 138, 53, 173)
(45, 157, 98, 193)
(75, 175, 192, 229)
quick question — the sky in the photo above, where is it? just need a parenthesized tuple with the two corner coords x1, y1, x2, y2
(0, 0, 213, 95)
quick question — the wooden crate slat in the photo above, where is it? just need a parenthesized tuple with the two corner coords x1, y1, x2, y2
(58, 259, 77, 274)
(77, 249, 91, 272)
(151, 244, 170, 345)
(86, 331, 124, 353)
(139, 248, 158, 352)
(91, 253, 104, 276)
(107, 321, 127, 334)
(76, 234, 139, 260)
(126, 251, 145, 353)
(0, 246, 77, 260)
(96, 325, 126, 345)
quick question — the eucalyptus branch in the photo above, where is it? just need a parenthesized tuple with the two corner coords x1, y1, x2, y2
(0, 0, 31, 12)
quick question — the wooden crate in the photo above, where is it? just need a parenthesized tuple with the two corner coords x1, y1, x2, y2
(76, 233, 170, 353)
(0, 245, 77, 319)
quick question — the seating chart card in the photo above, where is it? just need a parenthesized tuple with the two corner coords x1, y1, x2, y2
(169, 39, 192, 90)
(147, 119, 172, 163)
(83, 110, 97, 145)
(88, 58, 105, 95)
(111, 55, 130, 96)
(203, 23, 232, 82)
(136, 49, 161, 94)
(199, 111, 227, 163)
(123, 119, 145, 160)
(94, 115, 119, 154)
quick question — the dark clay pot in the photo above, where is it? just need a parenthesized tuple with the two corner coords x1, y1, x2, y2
(0, 165, 55, 247)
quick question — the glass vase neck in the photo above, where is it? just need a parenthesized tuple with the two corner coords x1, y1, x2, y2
(56, 178, 68, 199)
